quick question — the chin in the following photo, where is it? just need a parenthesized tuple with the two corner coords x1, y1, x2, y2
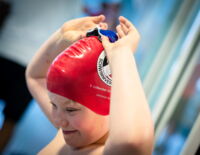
(63, 131, 108, 149)
(64, 137, 90, 149)
(66, 142, 92, 150)
(65, 136, 105, 150)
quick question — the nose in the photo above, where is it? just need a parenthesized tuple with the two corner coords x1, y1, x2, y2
(53, 111, 69, 128)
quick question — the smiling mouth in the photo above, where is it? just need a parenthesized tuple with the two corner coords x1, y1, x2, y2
(62, 130, 77, 135)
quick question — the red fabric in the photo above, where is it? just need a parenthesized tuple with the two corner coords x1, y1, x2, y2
(47, 36, 111, 115)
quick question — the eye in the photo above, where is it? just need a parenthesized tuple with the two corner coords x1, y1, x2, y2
(50, 102, 57, 109)
(65, 108, 79, 112)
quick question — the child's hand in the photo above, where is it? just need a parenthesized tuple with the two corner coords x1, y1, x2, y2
(60, 15, 107, 44)
(102, 16, 140, 63)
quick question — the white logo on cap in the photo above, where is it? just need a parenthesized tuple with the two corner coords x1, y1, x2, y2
(97, 51, 112, 86)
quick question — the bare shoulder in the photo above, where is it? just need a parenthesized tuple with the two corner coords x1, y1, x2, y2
(37, 129, 105, 155)
(37, 129, 67, 155)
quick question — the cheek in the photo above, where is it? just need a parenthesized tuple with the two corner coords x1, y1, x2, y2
(68, 115, 91, 132)
(51, 108, 56, 117)
(51, 109, 58, 124)
(74, 114, 109, 138)
(69, 115, 83, 129)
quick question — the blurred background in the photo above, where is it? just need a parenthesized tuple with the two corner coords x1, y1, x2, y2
(0, 0, 199, 154)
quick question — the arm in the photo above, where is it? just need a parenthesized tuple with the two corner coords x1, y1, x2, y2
(25, 29, 69, 124)
(102, 16, 154, 155)
(26, 15, 107, 125)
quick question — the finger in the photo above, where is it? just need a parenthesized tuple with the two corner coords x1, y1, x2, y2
(119, 16, 138, 36)
(99, 22, 108, 30)
(80, 31, 86, 38)
(92, 15, 105, 24)
(101, 35, 111, 49)
(120, 22, 129, 34)
(119, 16, 133, 30)
(116, 25, 125, 38)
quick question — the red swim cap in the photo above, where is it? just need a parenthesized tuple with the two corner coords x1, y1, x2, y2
(47, 36, 111, 115)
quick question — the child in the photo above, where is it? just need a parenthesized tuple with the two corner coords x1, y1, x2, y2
(26, 15, 154, 155)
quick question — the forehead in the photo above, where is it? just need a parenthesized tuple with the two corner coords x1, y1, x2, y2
(48, 91, 80, 106)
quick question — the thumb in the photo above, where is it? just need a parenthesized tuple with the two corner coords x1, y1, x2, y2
(101, 35, 111, 49)
(92, 15, 105, 24)
(101, 35, 112, 51)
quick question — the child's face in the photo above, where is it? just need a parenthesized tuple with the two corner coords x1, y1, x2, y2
(48, 91, 109, 148)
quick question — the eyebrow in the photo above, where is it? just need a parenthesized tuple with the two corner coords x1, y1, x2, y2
(50, 100, 78, 106)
